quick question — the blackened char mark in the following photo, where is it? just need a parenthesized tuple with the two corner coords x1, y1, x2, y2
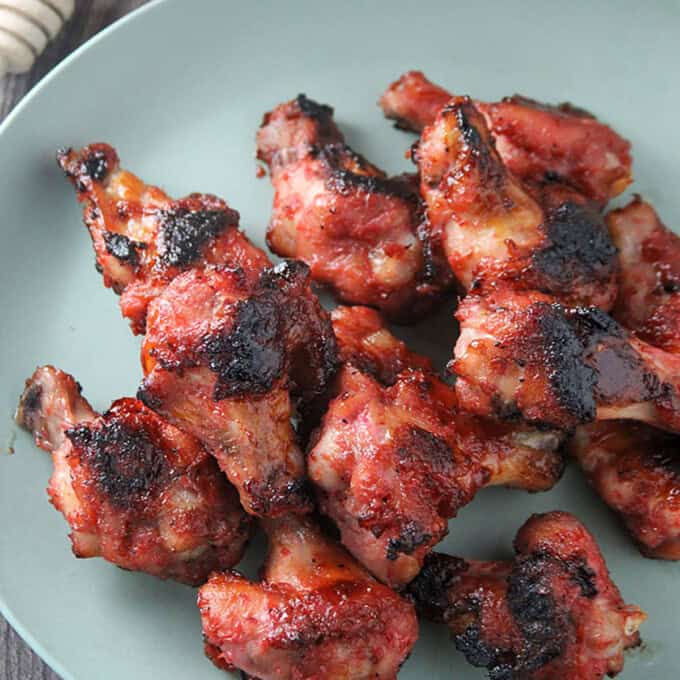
(386, 521, 433, 561)
(532, 202, 616, 287)
(65, 419, 168, 509)
(567, 307, 666, 405)
(296, 93, 334, 121)
(537, 303, 598, 423)
(454, 625, 514, 680)
(158, 206, 238, 268)
(506, 551, 569, 674)
(405, 552, 468, 621)
(314, 144, 419, 201)
(198, 293, 285, 401)
(16, 383, 44, 432)
(103, 231, 145, 268)
(452, 98, 501, 185)
(294, 94, 342, 146)
(82, 148, 110, 182)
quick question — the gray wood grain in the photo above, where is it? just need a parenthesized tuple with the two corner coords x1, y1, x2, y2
(0, 2, 148, 677)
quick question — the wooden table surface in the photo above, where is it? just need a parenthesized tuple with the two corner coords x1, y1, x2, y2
(0, 3, 148, 678)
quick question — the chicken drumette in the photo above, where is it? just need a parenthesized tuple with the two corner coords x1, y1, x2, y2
(139, 260, 337, 517)
(198, 515, 418, 680)
(380, 71, 632, 205)
(308, 306, 564, 587)
(570, 421, 680, 559)
(453, 287, 680, 432)
(608, 197, 680, 354)
(407, 512, 645, 680)
(16, 366, 251, 585)
(413, 96, 619, 309)
(58, 143, 270, 334)
(256, 95, 453, 320)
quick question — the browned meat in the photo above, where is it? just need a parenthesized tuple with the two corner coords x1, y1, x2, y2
(198, 515, 418, 679)
(414, 96, 618, 309)
(17, 366, 251, 585)
(407, 512, 645, 679)
(453, 287, 680, 432)
(571, 421, 680, 559)
(380, 71, 632, 204)
(608, 197, 680, 353)
(57, 143, 270, 334)
(256, 95, 453, 320)
(139, 260, 337, 517)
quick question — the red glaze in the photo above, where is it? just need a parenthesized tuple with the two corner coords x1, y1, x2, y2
(571, 421, 680, 559)
(257, 95, 453, 320)
(140, 261, 337, 517)
(415, 97, 618, 309)
(198, 515, 418, 679)
(608, 197, 680, 353)
(453, 286, 680, 432)
(57, 143, 270, 334)
(407, 512, 645, 679)
(381, 71, 632, 204)
(17, 366, 251, 585)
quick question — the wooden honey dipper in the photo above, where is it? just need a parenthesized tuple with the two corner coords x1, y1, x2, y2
(0, 0, 75, 78)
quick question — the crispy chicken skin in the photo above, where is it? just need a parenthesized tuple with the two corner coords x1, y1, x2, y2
(330, 305, 433, 385)
(256, 95, 453, 320)
(407, 512, 645, 680)
(139, 260, 337, 517)
(380, 71, 632, 204)
(16, 366, 251, 585)
(57, 143, 270, 334)
(453, 288, 680, 432)
(198, 515, 418, 680)
(608, 197, 680, 353)
(571, 422, 680, 559)
(414, 96, 618, 309)
(308, 366, 564, 587)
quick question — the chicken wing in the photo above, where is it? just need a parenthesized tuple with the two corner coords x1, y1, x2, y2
(608, 197, 680, 353)
(256, 95, 453, 320)
(16, 366, 251, 585)
(380, 71, 632, 204)
(139, 260, 337, 517)
(414, 96, 618, 309)
(58, 143, 271, 334)
(570, 421, 680, 559)
(407, 511, 645, 680)
(453, 287, 680, 432)
(198, 515, 418, 680)
(310, 311, 563, 586)
(308, 365, 563, 588)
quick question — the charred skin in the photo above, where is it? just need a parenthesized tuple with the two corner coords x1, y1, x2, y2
(415, 97, 618, 310)
(571, 421, 680, 559)
(608, 197, 680, 353)
(380, 71, 632, 204)
(140, 261, 337, 517)
(309, 312, 564, 587)
(453, 288, 680, 432)
(407, 512, 645, 680)
(198, 515, 418, 680)
(57, 143, 270, 334)
(17, 366, 252, 584)
(256, 95, 453, 321)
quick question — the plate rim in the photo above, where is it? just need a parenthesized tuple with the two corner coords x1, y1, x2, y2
(0, 2, 167, 677)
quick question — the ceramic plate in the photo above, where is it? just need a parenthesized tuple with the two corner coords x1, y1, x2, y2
(1, 1, 678, 678)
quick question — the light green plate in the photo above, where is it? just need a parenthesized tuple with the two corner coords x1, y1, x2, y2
(0, 1, 678, 678)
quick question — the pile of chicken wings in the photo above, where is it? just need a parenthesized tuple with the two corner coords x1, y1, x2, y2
(18, 69, 680, 679)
